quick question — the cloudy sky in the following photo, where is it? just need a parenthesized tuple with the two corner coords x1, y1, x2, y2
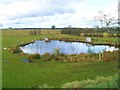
(0, 0, 118, 28)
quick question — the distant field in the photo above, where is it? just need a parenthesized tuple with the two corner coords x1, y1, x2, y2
(2, 30, 119, 45)
(2, 30, 119, 88)
(2, 30, 61, 36)
(2, 30, 31, 36)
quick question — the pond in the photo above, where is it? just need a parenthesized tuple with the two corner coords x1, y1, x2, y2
(20, 40, 119, 55)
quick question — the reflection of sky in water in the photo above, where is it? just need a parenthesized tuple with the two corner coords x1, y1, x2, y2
(20, 40, 119, 55)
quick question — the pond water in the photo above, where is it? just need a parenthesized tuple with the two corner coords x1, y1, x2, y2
(20, 40, 119, 55)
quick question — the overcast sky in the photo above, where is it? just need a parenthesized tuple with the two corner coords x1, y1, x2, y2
(0, 0, 118, 28)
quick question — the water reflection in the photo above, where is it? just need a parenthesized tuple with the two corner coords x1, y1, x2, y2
(20, 40, 119, 55)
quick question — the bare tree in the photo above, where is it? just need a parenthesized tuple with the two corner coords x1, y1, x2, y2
(94, 10, 118, 32)
(118, 0, 120, 27)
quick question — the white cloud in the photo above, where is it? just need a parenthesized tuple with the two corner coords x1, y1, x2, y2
(0, 0, 50, 20)
(0, 0, 118, 28)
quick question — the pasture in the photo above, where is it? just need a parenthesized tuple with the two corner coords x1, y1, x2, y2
(2, 30, 119, 88)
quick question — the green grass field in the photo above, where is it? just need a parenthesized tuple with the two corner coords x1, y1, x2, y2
(2, 30, 119, 88)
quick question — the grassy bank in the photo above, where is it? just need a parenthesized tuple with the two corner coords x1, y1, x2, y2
(2, 57, 118, 88)
(2, 30, 119, 88)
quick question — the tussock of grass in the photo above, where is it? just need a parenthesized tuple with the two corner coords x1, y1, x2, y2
(62, 74, 118, 88)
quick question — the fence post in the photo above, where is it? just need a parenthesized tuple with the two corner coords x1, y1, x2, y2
(102, 51, 104, 58)
(99, 51, 101, 60)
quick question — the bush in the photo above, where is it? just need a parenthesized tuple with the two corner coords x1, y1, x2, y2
(54, 48, 60, 55)
(9, 46, 22, 53)
(43, 52, 50, 56)
(103, 32, 109, 37)
(28, 54, 41, 62)
(42, 55, 53, 61)
(42, 54, 64, 61)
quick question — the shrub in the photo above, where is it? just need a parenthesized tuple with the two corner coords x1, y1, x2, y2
(44, 52, 50, 56)
(59, 53, 65, 56)
(10, 46, 22, 53)
(52, 55, 61, 61)
(42, 55, 52, 61)
(28, 54, 41, 62)
(54, 48, 60, 55)
(42, 54, 61, 61)
(103, 32, 109, 37)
